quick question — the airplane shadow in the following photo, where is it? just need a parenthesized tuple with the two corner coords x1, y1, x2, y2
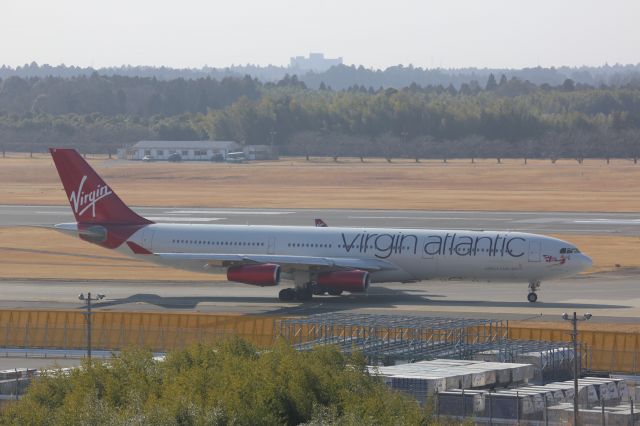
(89, 285, 631, 317)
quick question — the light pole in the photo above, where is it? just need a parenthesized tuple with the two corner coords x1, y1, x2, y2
(400, 131, 409, 160)
(269, 130, 277, 158)
(79, 292, 105, 361)
(562, 311, 592, 426)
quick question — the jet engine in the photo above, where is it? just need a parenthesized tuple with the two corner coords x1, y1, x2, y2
(316, 270, 369, 292)
(227, 264, 281, 286)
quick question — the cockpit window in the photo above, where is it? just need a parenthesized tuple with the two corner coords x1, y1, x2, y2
(561, 247, 580, 254)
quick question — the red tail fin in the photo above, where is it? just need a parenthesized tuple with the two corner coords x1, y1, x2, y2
(49, 148, 152, 225)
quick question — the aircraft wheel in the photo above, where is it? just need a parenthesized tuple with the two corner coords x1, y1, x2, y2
(328, 289, 343, 296)
(278, 288, 296, 302)
(295, 287, 313, 302)
(527, 292, 538, 303)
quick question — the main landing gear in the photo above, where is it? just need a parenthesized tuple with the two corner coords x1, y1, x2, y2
(278, 286, 313, 302)
(527, 280, 541, 303)
(278, 286, 344, 301)
(278, 272, 347, 302)
(279, 271, 316, 302)
(278, 288, 296, 301)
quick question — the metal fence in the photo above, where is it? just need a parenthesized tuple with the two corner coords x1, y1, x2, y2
(0, 310, 638, 374)
(0, 310, 277, 350)
(509, 325, 640, 375)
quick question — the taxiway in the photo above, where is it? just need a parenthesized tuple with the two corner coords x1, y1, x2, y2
(1, 271, 638, 323)
(1, 204, 640, 235)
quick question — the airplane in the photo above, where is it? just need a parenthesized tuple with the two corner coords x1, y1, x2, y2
(49, 148, 592, 303)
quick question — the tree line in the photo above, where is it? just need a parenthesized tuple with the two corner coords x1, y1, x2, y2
(3, 61, 640, 90)
(0, 73, 260, 116)
(1, 72, 640, 158)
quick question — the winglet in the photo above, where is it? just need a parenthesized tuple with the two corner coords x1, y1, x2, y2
(315, 218, 328, 227)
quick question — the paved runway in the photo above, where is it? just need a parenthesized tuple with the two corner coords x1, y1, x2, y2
(1, 204, 640, 235)
(1, 271, 639, 323)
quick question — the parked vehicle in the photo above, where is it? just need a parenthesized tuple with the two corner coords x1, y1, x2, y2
(210, 153, 225, 162)
(167, 153, 182, 162)
(142, 155, 155, 162)
(225, 152, 245, 163)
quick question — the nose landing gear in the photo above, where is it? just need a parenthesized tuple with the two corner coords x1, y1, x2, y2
(527, 280, 541, 303)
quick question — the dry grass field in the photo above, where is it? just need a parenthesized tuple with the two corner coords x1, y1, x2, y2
(2, 154, 640, 211)
(1, 153, 639, 280)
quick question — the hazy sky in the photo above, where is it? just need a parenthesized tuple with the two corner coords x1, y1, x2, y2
(3, 0, 639, 69)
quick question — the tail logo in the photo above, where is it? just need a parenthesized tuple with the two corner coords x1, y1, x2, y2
(69, 175, 113, 218)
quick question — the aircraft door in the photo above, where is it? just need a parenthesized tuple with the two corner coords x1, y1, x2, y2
(528, 240, 541, 262)
(267, 236, 276, 254)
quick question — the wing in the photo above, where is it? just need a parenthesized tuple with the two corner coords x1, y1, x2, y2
(151, 252, 397, 273)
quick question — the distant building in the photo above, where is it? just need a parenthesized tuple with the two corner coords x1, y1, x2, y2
(122, 140, 242, 161)
(289, 53, 343, 72)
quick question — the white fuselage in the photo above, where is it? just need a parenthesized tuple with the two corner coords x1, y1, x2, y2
(119, 223, 591, 284)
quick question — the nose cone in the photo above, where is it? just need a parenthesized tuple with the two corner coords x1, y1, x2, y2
(576, 254, 593, 271)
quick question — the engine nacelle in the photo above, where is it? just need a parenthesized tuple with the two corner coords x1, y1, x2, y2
(316, 270, 369, 292)
(227, 264, 280, 286)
